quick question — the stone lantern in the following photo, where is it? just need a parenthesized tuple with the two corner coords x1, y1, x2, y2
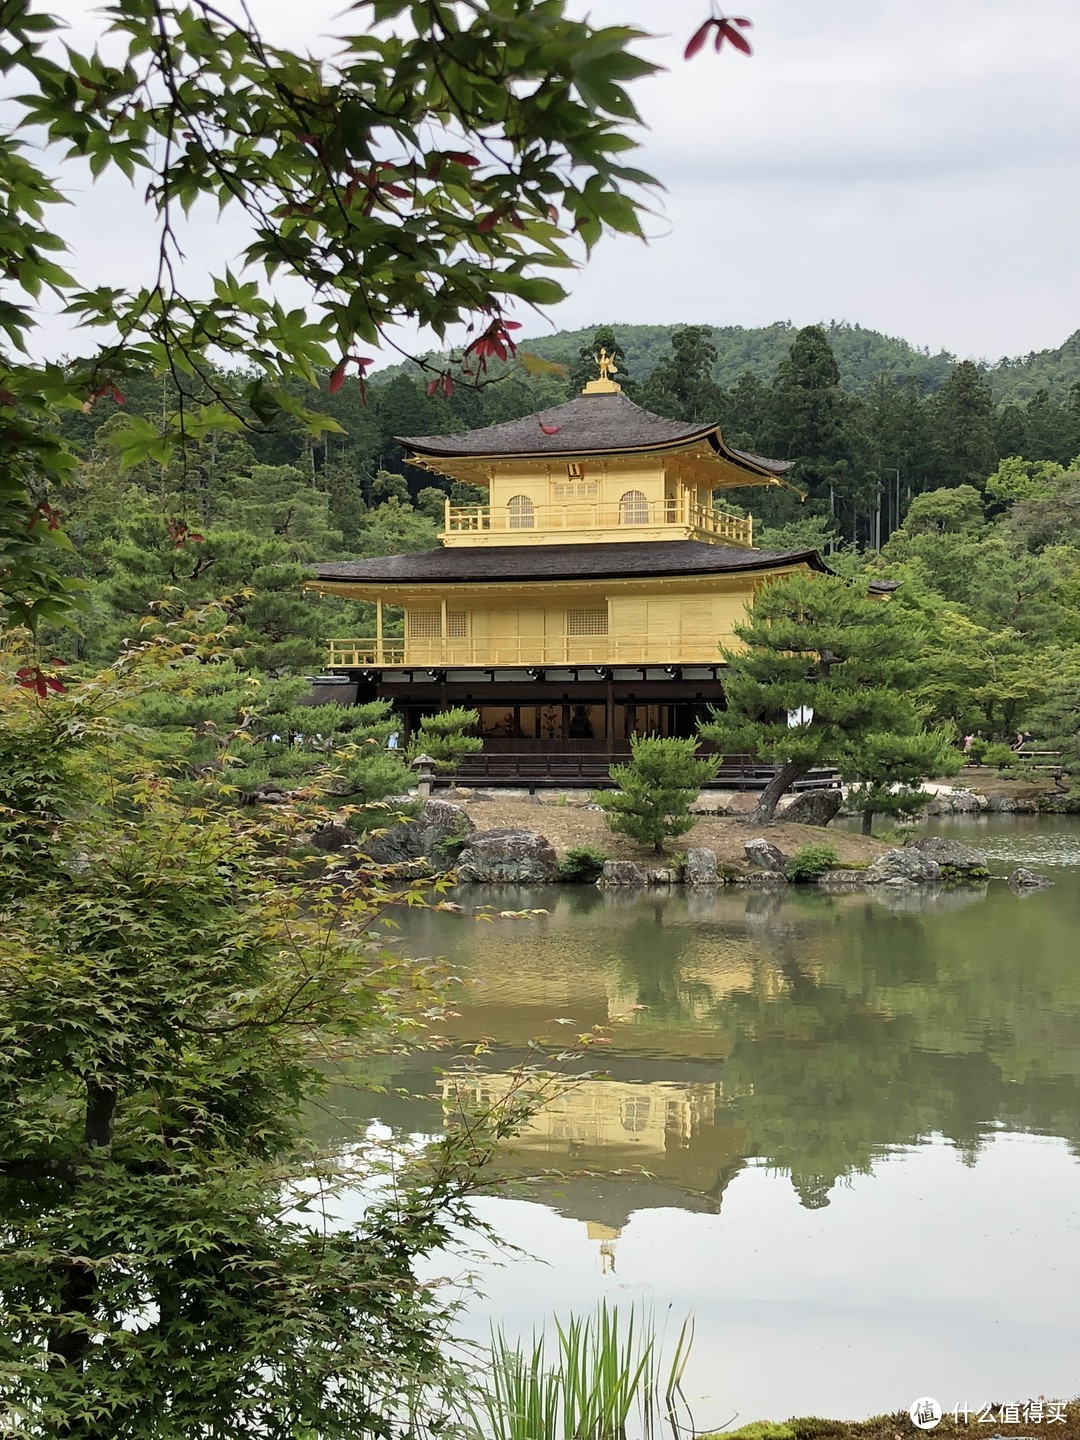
(410, 752, 437, 798)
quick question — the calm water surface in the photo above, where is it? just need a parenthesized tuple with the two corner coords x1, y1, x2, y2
(323, 816, 1080, 1422)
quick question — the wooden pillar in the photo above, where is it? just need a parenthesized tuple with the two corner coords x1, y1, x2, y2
(561, 695, 571, 744)
(376, 598, 383, 664)
(605, 672, 615, 758)
(440, 597, 447, 666)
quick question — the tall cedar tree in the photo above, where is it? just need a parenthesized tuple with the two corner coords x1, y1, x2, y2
(701, 573, 951, 823)
(929, 361, 999, 491)
(767, 325, 876, 540)
(637, 325, 726, 423)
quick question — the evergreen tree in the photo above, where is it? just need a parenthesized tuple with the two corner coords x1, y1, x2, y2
(928, 361, 998, 490)
(568, 326, 636, 396)
(863, 375, 933, 537)
(637, 325, 725, 422)
(700, 573, 947, 823)
(408, 707, 483, 772)
(595, 737, 720, 854)
(845, 728, 959, 835)
(1020, 389, 1076, 465)
(766, 326, 875, 542)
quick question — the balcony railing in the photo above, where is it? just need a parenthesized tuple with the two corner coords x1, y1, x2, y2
(327, 633, 728, 669)
(441, 497, 753, 547)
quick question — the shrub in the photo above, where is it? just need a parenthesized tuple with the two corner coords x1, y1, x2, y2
(983, 741, 1017, 770)
(785, 843, 839, 882)
(341, 747, 412, 802)
(408, 706, 482, 772)
(557, 845, 609, 883)
(966, 737, 989, 764)
(594, 736, 720, 855)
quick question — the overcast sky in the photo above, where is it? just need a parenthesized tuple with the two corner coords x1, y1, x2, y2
(40, 0, 1080, 365)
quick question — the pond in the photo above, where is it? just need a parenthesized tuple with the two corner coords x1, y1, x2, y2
(321, 816, 1080, 1424)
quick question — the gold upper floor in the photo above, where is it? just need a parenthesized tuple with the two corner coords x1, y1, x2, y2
(439, 492, 752, 547)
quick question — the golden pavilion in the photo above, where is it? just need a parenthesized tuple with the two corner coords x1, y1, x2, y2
(308, 352, 832, 784)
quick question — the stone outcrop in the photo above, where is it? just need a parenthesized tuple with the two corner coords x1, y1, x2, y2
(685, 847, 719, 885)
(779, 789, 842, 827)
(863, 849, 941, 885)
(817, 868, 867, 888)
(744, 837, 789, 873)
(597, 859, 649, 888)
(359, 798, 475, 866)
(923, 788, 985, 816)
(905, 835, 989, 878)
(1008, 867, 1054, 891)
(309, 822, 353, 853)
(455, 828, 559, 884)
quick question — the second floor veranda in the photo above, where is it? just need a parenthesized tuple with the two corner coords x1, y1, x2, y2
(439, 494, 753, 548)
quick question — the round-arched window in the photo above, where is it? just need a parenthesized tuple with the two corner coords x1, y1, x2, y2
(620, 489, 650, 525)
(508, 494, 535, 529)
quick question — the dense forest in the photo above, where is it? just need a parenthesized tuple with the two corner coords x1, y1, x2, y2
(41, 319, 1080, 786)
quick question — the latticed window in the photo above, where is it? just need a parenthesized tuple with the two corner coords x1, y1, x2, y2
(446, 610, 468, 638)
(407, 610, 441, 638)
(552, 480, 598, 500)
(567, 607, 608, 636)
(620, 489, 650, 525)
(621, 1097, 651, 1133)
(507, 494, 535, 529)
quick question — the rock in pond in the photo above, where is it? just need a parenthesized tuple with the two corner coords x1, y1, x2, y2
(455, 828, 559, 884)
(745, 837, 790, 873)
(905, 835, 989, 878)
(359, 797, 475, 866)
(598, 859, 649, 888)
(864, 849, 941, 885)
(780, 789, 842, 827)
(685, 847, 719, 885)
(1008, 867, 1054, 891)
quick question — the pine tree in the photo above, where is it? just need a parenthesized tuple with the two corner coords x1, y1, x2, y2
(595, 737, 720, 854)
(700, 573, 949, 823)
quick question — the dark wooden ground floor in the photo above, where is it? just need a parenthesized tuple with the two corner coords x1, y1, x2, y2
(313, 664, 839, 792)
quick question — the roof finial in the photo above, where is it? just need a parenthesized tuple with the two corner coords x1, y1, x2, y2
(582, 345, 622, 395)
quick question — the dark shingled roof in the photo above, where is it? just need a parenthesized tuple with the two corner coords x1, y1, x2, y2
(399, 390, 792, 475)
(312, 540, 829, 586)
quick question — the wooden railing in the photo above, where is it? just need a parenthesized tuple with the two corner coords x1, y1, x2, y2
(327, 633, 728, 669)
(441, 497, 752, 547)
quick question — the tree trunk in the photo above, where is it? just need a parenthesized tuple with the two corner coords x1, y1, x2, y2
(861, 809, 874, 836)
(747, 761, 809, 825)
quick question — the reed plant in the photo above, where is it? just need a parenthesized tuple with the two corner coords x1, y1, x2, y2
(467, 1302, 693, 1440)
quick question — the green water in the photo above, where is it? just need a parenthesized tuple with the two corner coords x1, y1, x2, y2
(324, 817, 1080, 1423)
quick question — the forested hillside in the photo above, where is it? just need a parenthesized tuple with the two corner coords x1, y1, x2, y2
(37, 320, 1080, 784)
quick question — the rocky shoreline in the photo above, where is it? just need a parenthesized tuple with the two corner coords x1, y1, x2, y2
(314, 795, 1055, 894)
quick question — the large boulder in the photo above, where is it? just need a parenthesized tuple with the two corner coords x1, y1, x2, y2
(780, 789, 842, 827)
(359, 798, 475, 866)
(864, 849, 941, 885)
(745, 837, 790, 873)
(986, 793, 1018, 813)
(905, 835, 989, 878)
(455, 828, 559, 884)
(1009, 867, 1054, 891)
(685, 847, 719, 885)
(597, 859, 649, 888)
